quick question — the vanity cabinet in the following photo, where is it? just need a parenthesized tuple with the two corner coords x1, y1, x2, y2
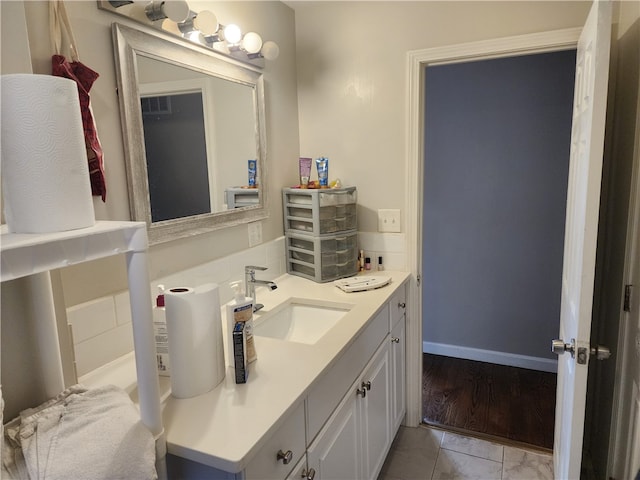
(167, 280, 408, 480)
(306, 284, 406, 480)
(307, 326, 393, 480)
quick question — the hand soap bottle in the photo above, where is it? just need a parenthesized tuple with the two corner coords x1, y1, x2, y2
(153, 285, 170, 376)
(226, 282, 256, 368)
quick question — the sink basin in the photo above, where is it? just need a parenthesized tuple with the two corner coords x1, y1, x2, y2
(253, 299, 352, 344)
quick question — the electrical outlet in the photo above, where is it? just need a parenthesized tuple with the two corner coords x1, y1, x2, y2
(248, 221, 262, 247)
(378, 209, 401, 233)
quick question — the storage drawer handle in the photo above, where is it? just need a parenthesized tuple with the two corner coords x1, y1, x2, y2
(391, 337, 400, 343)
(398, 302, 406, 309)
(277, 449, 293, 465)
(302, 468, 316, 480)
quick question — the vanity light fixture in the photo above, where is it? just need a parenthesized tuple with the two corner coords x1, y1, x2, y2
(101, 0, 279, 65)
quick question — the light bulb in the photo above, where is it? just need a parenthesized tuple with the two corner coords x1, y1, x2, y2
(261, 40, 280, 60)
(162, 0, 189, 23)
(145, 0, 189, 23)
(193, 10, 218, 35)
(241, 32, 263, 54)
(223, 24, 242, 44)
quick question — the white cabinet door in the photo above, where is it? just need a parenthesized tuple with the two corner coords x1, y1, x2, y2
(390, 318, 406, 432)
(359, 341, 391, 480)
(307, 389, 361, 480)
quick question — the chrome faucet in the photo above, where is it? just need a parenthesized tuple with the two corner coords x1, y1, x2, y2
(244, 265, 277, 312)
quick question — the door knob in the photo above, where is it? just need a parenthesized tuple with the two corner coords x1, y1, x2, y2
(552, 339, 612, 364)
(552, 338, 575, 356)
(590, 345, 612, 360)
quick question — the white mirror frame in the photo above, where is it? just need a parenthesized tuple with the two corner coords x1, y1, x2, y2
(112, 22, 268, 244)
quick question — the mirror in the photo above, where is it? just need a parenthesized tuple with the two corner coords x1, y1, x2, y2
(112, 23, 267, 244)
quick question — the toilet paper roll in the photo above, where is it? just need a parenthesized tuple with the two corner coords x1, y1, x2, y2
(165, 284, 225, 398)
(1, 74, 95, 233)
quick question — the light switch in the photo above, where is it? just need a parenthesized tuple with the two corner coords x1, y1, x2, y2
(378, 209, 401, 233)
(248, 221, 262, 247)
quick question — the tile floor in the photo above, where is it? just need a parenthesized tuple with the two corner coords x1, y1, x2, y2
(378, 426, 554, 480)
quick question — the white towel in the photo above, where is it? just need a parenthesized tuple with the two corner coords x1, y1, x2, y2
(3, 384, 156, 480)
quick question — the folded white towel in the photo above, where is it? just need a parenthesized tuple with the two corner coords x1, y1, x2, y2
(3, 384, 156, 480)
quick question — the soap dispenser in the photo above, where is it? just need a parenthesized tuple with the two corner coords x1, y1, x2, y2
(225, 282, 256, 369)
(153, 285, 170, 376)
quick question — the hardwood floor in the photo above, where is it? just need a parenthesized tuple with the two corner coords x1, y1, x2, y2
(422, 353, 557, 451)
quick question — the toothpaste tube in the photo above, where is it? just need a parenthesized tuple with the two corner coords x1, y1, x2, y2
(315, 157, 329, 188)
(248, 159, 257, 188)
(299, 157, 312, 188)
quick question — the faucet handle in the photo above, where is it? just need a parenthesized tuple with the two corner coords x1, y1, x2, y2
(245, 265, 267, 272)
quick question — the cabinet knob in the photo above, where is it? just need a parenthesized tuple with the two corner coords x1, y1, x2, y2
(362, 380, 372, 391)
(398, 302, 406, 309)
(302, 468, 316, 480)
(356, 386, 367, 398)
(391, 337, 400, 343)
(277, 449, 293, 465)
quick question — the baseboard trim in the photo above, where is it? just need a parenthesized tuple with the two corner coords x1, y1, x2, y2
(422, 341, 557, 373)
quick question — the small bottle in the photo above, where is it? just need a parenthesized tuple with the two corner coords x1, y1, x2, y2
(153, 285, 170, 376)
(377, 256, 384, 271)
(365, 257, 371, 270)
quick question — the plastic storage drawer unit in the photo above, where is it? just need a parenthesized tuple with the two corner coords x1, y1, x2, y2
(283, 187, 357, 235)
(286, 231, 358, 283)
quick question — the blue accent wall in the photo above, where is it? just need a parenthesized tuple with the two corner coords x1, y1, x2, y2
(422, 50, 576, 365)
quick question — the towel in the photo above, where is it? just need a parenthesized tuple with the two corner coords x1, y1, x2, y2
(2, 385, 156, 480)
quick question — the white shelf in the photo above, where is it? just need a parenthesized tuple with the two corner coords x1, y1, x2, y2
(1, 221, 147, 282)
(0, 220, 167, 477)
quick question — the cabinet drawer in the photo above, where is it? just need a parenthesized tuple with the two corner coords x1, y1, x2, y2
(306, 306, 389, 444)
(245, 402, 305, 480)
(389, 286, 406, 329)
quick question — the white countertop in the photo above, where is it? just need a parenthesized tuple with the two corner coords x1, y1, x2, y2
(161, 271, 410, 473)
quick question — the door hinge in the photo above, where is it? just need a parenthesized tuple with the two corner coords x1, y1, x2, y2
(624, 284, 632, 312)
(417, 274, 421, 287)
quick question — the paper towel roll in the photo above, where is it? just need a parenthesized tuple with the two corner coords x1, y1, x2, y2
(165, 284, 225, 398)
(1, 74, 95, 233)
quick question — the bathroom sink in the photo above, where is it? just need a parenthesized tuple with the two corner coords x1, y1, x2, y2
(253, 299, 352, 344)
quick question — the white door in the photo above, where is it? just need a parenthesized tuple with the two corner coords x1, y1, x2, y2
(553, 1, 612, 478)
